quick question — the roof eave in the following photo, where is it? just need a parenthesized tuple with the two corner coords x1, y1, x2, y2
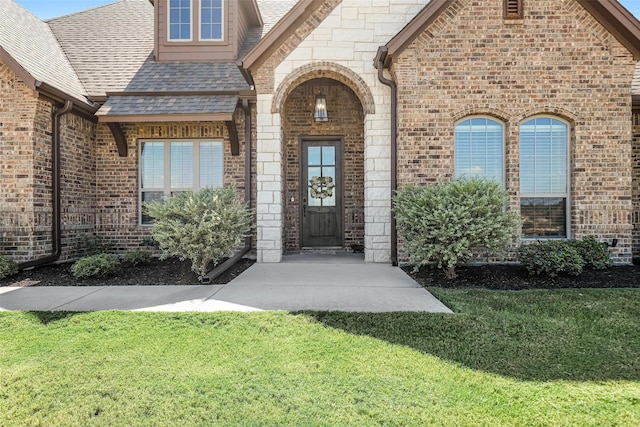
(96, 112, 234, 123)
(576, 0, 640, 60)
(383, 0, 640, 67)
(383, 0, 455, 66)
(242, 0, 323, 73)
(1, 47, 97, 118)
(248, 0, 264, 27)
(0, 46, 38, 90)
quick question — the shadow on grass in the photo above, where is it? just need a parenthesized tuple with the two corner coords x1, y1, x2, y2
(27, 311, 81, 325)
(299, 309, 640, 382)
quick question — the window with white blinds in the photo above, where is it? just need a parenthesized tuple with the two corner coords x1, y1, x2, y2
(454, 117, 504, 184)
(519, 117, 569, 237)
(140, 140, 224, 224)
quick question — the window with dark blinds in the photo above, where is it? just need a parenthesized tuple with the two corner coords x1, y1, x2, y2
(504, 0, 523, 19)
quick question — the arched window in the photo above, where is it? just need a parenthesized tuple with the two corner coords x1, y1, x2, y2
(454, 117, 504, 184)
(519, 117, 569, 238)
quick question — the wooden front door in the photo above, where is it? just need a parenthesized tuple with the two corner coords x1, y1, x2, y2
(301, 139, 342, 247)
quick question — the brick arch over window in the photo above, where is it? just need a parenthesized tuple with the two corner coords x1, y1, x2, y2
(272, 62, 375, 115)
(515, 106, 577, 125)
(451, 106, 510, 124)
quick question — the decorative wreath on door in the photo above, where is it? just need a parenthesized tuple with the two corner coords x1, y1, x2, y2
(309, 175, 335, 199)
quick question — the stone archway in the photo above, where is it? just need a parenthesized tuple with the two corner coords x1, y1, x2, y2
(273, 62, 375, 116)
(280, 75, 366, 252)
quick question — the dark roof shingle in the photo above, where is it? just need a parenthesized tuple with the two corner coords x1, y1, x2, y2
(96, 94, 239, 117)
(48, 0, 154, 97)
(0, 0, 88, 104)
(123, 61, 250, 92)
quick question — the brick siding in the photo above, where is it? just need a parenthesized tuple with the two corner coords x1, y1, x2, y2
(633, 112, 640, 258)
(1, 62, 97, 262)
(393, 0, 637, 263)
(94, 114, 250, 253)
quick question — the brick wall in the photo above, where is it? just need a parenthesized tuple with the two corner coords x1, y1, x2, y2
(393, 0, 637, 263)
(0, 61, 97, 262)
(282, 80, 365, 251)
(59, 113, 98, 258)
(633, 112, 640, 258)
(95, 114, 250, 253)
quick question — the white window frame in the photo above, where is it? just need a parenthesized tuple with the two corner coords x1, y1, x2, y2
(199, 0, 224, 41)
(454, 116, 506, 186)
(519, 115, 571, 239)
(139, 139, 224, 225)
(168, 0, 193, 42)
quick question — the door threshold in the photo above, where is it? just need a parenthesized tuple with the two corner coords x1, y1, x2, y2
(299, 247, 343, 254)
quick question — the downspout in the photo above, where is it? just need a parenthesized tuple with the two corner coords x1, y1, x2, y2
(18, 100, 73, 269)
(376, 47, 398, 266)
(204, 100, 253, 282)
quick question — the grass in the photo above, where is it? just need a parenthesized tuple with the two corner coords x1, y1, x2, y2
(0, 289, 638, 426)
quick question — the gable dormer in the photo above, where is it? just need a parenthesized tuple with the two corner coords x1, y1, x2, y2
(154, 0, 262, 62)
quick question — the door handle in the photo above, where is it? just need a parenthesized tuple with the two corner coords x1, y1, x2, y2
(303, 198, 306, 217)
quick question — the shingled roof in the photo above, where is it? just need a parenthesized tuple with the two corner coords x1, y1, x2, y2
(122, 61, 250, 92)
(240, 0, 300, 59)
(48, 0, 154, 98)
(0, 0, 89, 105)
(96, 94, 239, 120)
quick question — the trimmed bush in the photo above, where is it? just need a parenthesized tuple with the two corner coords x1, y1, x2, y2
(76, 234, 113, 257)
(571, 236, 612, 270)
(0, 256, 19, 280)
(143, 187, 253, 279)
(71, 253, 120, 279)
(394, 178, 522, 279)
(123, 250, 152, 266)
(517, 241, 584, 277)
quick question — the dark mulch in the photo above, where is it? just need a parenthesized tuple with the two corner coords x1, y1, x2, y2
(403, 264, 640, 290)
(0, 257, 255, 287)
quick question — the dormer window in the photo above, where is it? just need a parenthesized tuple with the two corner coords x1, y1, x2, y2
(504, 0, 523, 19)
(200, 0, 223, 41)
(169, 0, 192, 41)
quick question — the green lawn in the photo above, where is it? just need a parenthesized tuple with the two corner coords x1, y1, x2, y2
(1, 289, 639, 426)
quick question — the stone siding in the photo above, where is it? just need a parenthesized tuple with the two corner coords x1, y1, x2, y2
(393, 0, 637, 263)
(254, 0, 426, 262)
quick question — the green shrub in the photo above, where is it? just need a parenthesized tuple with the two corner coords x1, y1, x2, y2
(517, 240, 584, 277)
(394, 178, 522, 279)
(123, 250, 152, 266)
(0, 256, 19, 280)
(143, 187, 253, 279)
(71, 253, 120, 279)
(570, 236, 612, 270)
(76, 234, 113, 257)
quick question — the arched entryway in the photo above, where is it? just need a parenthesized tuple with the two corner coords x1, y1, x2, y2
(281, 77, 365, 251)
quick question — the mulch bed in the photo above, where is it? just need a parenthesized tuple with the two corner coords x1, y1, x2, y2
(0, 257, 255, 287)
(3, 256, 639, 290)
(403, 264, 640, 290)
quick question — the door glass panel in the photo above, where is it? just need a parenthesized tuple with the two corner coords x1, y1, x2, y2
(306, 144, 338, 207)
(307, 187, 321, 206)
(322, 146, 335, 165)
(308, 147, 321, 165)
(322, 166, 335, 181)
(308, 167, 321, 182)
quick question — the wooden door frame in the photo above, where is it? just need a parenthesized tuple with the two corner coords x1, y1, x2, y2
(299, 135, 345, 248)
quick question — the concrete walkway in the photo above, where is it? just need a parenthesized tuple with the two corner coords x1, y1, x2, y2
(0, 253, 452, 313)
